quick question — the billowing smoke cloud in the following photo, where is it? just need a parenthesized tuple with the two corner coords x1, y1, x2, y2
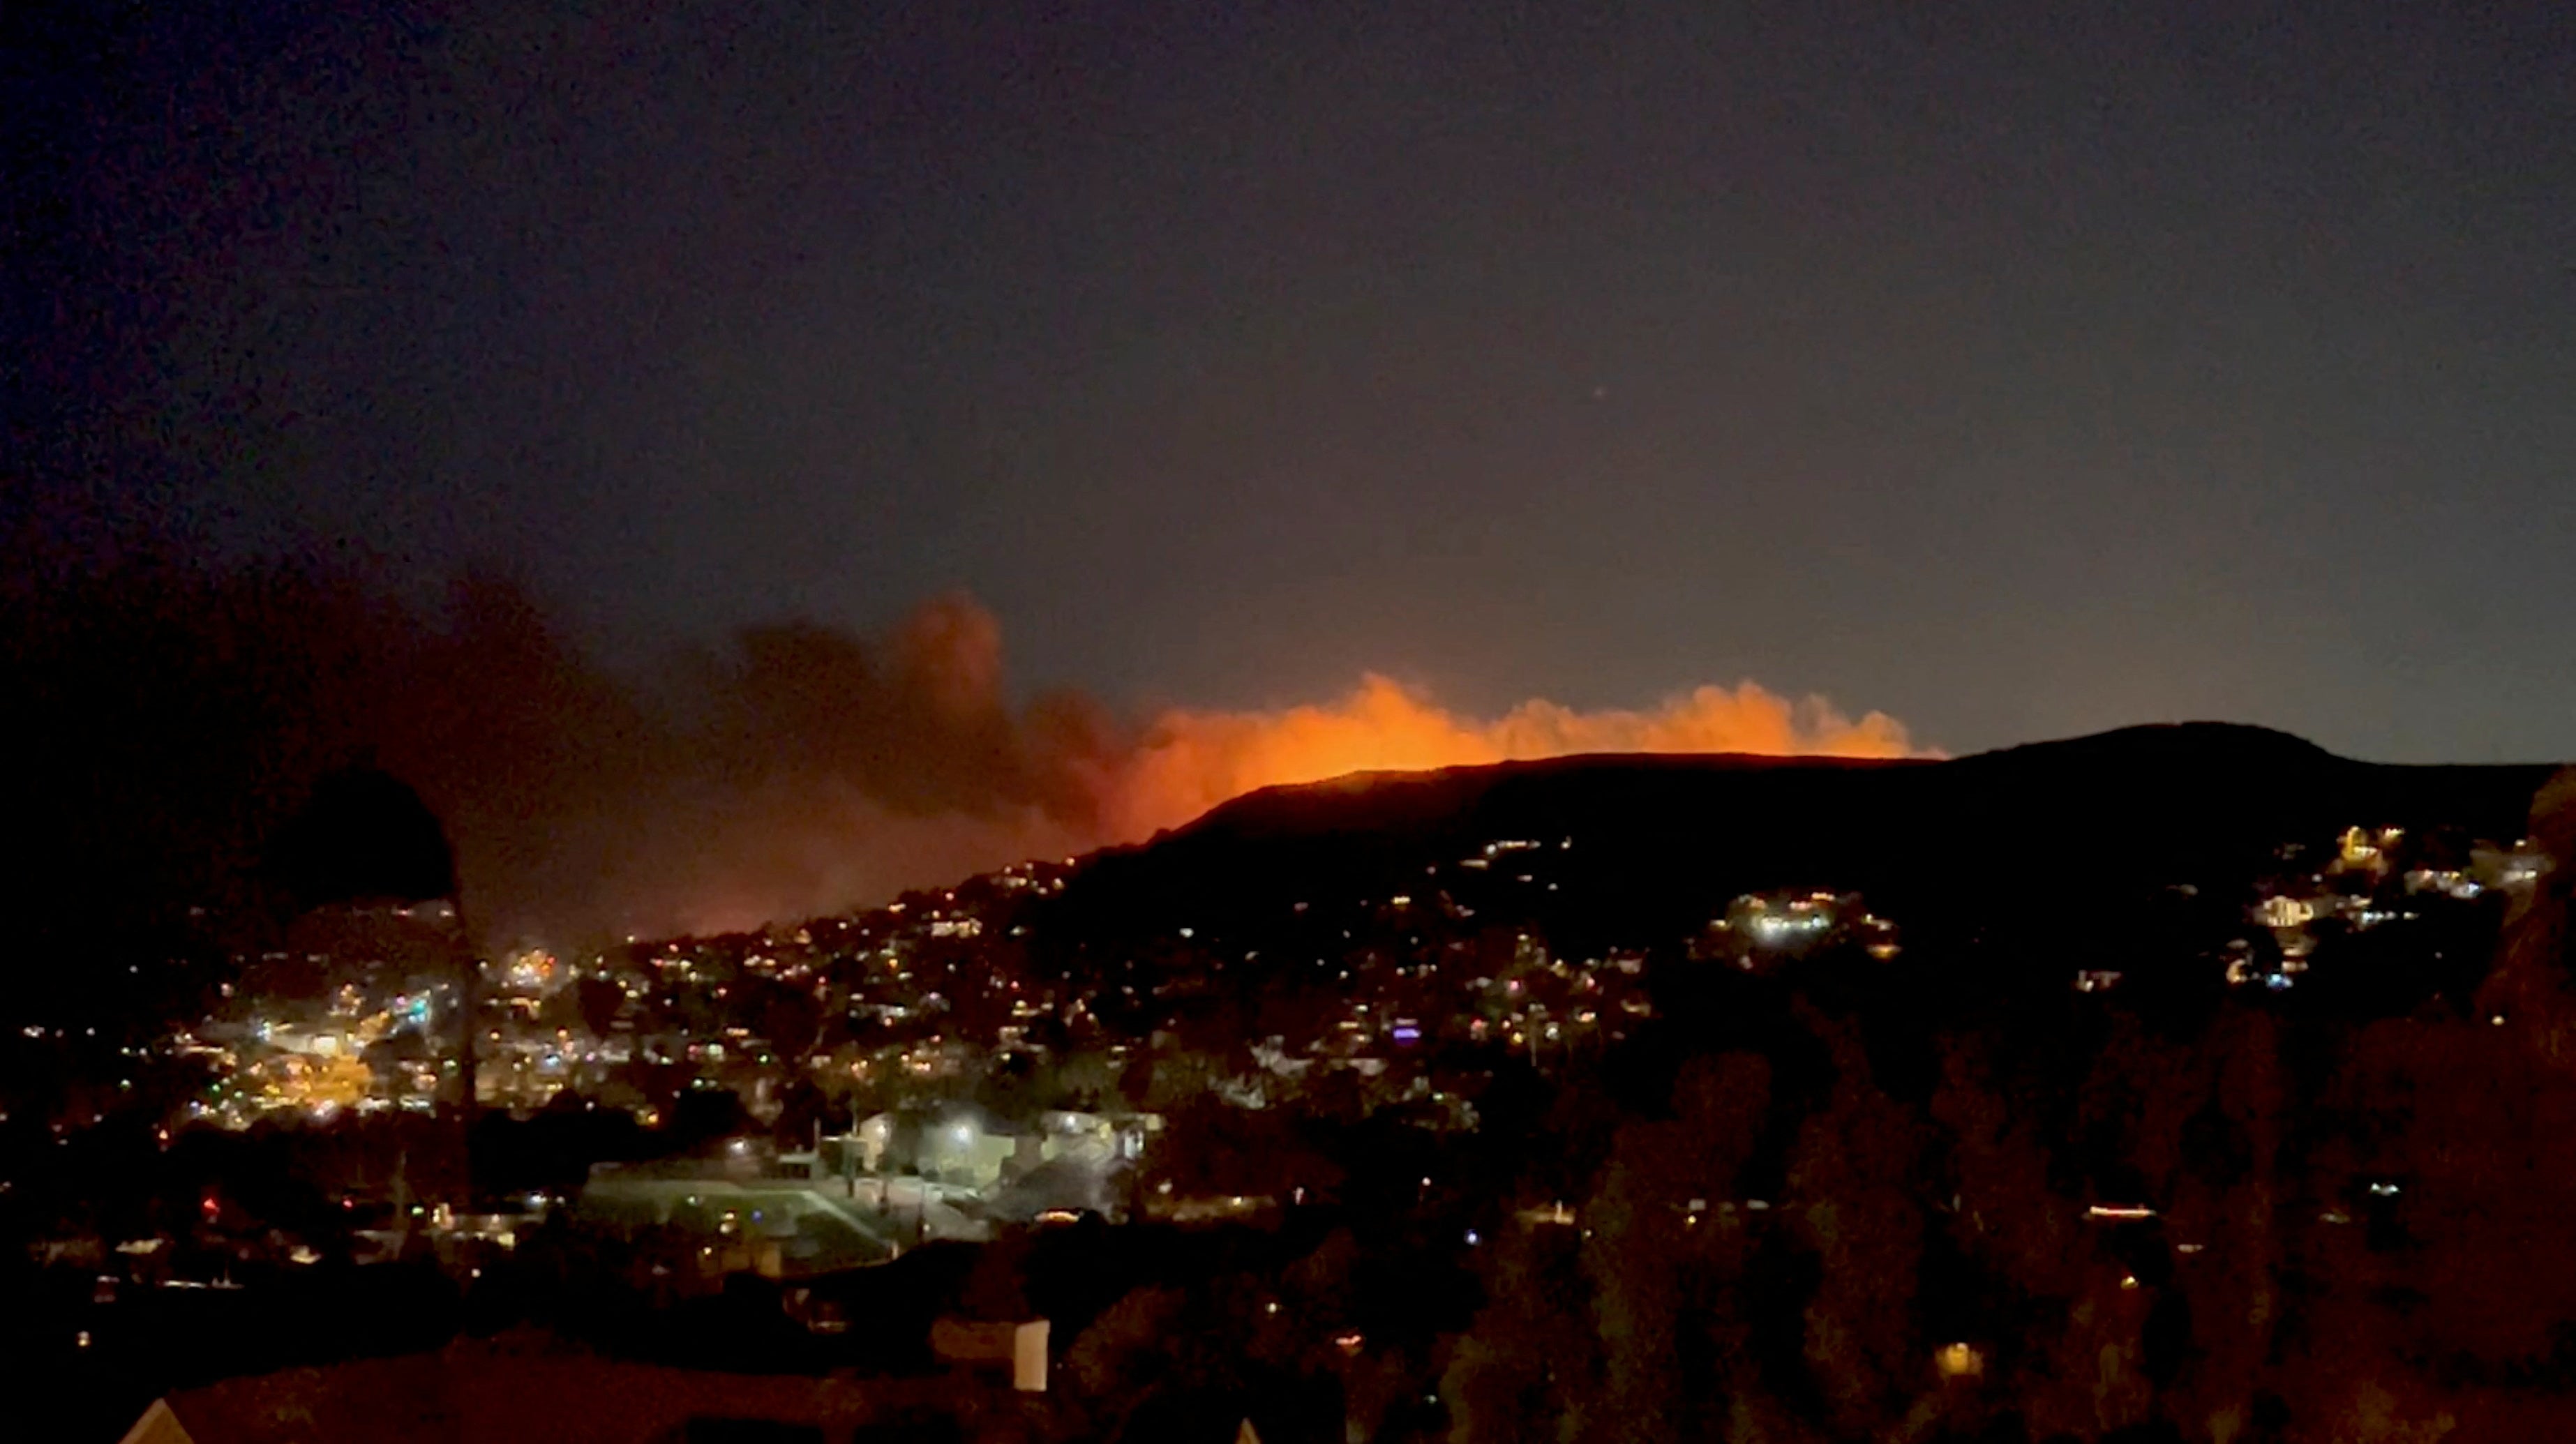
(449, 597, 1920, 937)
(3, 548, 1922, 951)
(1101, 674, 1918, 842)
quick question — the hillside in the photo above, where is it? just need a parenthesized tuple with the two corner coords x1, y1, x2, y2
(1039, 723, 2559, 987)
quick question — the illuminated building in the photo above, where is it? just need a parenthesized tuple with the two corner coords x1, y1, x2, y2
(1699, 890, 1896, 970)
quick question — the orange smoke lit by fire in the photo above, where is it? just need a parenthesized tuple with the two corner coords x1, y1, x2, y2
(19, 564, 1929, 942)
(1101, 672, 1921, 840)
(499, 594, 1928, 936)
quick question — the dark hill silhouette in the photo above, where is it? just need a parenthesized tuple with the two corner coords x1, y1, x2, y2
(1039, 724, 2556, 990)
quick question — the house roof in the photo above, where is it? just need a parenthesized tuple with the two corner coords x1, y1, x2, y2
(126, 1334, 1004, 1444)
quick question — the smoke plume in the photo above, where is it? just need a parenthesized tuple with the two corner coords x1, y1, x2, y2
(1102, 673, 1917, 843)
(3, 550, 1922, 949)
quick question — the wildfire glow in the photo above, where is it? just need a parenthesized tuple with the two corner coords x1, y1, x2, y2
(477, 592, 1929, 936)
(1099, 672, 1922, 839)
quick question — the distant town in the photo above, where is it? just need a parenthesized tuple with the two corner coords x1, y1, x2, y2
(173, 820, 2552, 1159)
(14, 731, 2576, 1442)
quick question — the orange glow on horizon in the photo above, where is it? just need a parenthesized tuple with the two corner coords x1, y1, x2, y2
(587, 594, 1931, 937)
(1099, 672, 1923, 839)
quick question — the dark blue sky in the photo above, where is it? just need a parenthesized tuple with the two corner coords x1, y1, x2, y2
(14, 0, 2576, 762)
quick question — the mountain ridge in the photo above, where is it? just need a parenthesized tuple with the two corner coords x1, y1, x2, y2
(1040, 723, 2561, 967)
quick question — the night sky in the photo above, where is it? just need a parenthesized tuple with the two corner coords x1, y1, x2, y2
(13, 0, 2576, 766)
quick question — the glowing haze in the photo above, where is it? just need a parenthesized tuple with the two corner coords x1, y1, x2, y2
(1105, 673, 1917, 843)
(604, 599, 1923, 937)
(8, 562, 1924, 944)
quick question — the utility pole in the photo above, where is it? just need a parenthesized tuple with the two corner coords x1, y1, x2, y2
(451, 895, 478, 1208)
